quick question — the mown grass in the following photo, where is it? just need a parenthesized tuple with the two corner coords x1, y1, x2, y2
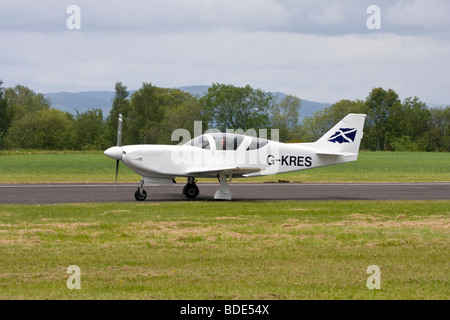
(0, 200, 448, 299)
(0, 151, 449, 183)
(0, 151, 120, 183)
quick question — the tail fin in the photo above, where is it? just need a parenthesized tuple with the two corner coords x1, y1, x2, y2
(312, 113, 366, 159)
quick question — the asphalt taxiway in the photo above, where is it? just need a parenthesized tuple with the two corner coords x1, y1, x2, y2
(0, 182, 449, 204)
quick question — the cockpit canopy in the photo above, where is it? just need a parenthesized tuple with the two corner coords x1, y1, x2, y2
(185, 133, 268, 151)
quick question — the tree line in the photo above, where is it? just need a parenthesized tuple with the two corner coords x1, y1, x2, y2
(0, 80, 449, 151)
(300, 88, 450, 151)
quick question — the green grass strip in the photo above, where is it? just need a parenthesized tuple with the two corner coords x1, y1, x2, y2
(0, 151, 449, 183)
(0, 200, 448, 299)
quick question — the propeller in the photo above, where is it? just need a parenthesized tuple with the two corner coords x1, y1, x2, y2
(115, 113, 123, 183)
(104, 114, 124, 184)
(117, 113, 123, 147)
(115, 157, 120, 183)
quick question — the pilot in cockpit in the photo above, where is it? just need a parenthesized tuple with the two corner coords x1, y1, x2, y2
(220, 137, 226, 150)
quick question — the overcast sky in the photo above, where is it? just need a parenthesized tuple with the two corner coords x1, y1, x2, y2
(1, 0, 449, 104)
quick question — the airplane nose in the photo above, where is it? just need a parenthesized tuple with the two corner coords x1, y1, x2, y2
(104, 146, 123, 160)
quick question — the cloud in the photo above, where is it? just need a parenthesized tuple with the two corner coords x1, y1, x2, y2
(0, 1, 449, 105)
(2, 0, 449, 37)
(306, 4, 345, 25)
(0, 0, 291, 34)
(388, 0, 450, 29)
(2, 27, 448, 102)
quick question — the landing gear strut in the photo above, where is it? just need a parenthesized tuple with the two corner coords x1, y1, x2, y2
(182, 177, 199, 199)
(214, 173, 232, 200)
(134, 178, 147, 201)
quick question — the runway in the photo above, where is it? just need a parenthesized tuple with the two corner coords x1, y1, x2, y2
(0, 182, 449, 204)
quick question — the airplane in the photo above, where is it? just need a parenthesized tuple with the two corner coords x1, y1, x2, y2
(104, 113, 366, 200)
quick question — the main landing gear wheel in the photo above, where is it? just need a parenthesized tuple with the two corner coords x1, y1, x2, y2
(134, 189, 147, 201)
(183, 177, 199, 199)
(183, 184, 199, 199)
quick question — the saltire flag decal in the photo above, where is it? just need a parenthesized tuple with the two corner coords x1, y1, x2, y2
(328, 128, 357, 144)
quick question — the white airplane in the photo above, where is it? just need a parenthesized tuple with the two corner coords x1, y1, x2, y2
(104, 113, 366, 200)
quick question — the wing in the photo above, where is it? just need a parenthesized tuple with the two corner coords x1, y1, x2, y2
(186, 166, 261, 177)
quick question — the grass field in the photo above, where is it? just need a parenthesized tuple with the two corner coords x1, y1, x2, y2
(0, 200, 448, 299)
(1, 151, 448, 300)
(0, 151, 449, 183)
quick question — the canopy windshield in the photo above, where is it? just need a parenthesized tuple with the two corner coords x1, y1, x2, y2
(185, 133, 245, 150)
(185, 133, 269, 151)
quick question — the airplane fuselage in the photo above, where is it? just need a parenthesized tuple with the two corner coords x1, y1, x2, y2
(106, 134, 348, 181)
(104, 113, 366, 200)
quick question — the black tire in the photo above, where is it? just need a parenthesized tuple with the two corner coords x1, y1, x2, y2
(184, 184, 199, 199)
(134, 189, 147, 201)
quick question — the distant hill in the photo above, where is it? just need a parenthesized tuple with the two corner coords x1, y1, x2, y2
(269, 91, 332, 121)
(44, 86, 332, 121)
(174, 85, 210, 97)
(44, 91, 115, 115)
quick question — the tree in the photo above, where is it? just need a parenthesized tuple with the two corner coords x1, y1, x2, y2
(126, 83, 166, 144)
(1, 84, 52, 148)
(124, 83, 206, 145)
(270, 95, 301, 142)
(429, 106, 450, 151)
(5, 109, 75, 150)
(104, 81, 130, 146)
(159, 91, 206, 145)
(201, 83, 274, 133)
(4, 84, 50, 117)
(300, 99, 366, 142)
(0, 81, 12, 148)
(74, 109, 106, 150)
(364, 88, 401, 150)
(386, 97, 432, 151)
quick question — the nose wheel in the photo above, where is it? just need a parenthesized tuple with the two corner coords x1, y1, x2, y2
(134, 178, 147, 201)
(182, 177, 199, 199)
(134, 189, 147, 201)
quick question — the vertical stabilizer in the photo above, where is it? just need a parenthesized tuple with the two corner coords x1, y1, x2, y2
(312, 114, 366, 157)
